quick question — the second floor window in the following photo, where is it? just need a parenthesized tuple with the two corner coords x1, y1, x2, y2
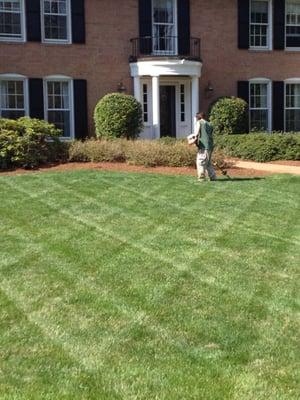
(250, 0, 270, 49)
(0, 0, 24, 41)
(286, 0, 300, 48)
(42, 0, 71, 43)
(152, 0, 176, 55)
(0, 78, 27, 119)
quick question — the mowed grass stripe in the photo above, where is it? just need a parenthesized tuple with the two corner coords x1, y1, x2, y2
(0, 171, 299, 399)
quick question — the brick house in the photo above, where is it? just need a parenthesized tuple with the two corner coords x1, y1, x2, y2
(0, 0, 300, 140)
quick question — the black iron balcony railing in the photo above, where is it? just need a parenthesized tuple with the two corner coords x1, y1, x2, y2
(129, 36, 201, 62)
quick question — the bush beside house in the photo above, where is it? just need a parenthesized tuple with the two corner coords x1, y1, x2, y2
(215, 133, 300, 162)
(94, 93, 143, 140)
(209, 97, 249, 135)
(0, 117, 67, 169)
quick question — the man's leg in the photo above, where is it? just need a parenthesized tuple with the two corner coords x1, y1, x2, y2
(206, 150, 216, 181)
(196, 149, 207, 181)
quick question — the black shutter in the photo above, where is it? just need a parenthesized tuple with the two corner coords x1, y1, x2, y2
(274, 0, 285, 50)
(237, 81, 249, 103)
(29, 79, 44, 120)
(139, 0, 152, 54)
(273, 81, 284, 131)
(238, 0, 250, 49)
(178, 0, 190, 55)
(25, 0, 41, 42)
(71, 0, 86, 44)
(73, 80, 88, 139)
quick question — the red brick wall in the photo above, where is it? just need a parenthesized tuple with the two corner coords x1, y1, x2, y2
(1, 0, 300, 134)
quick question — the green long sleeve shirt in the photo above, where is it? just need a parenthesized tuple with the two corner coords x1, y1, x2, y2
(197, 120, 214, 151)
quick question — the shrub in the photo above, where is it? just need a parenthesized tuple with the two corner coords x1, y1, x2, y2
(215, 133, 300, 162)
(69, 138, 229, 171)
(0, 117, 64, 169)
(209, 97, 248, 135)
(94, 93, 143, 140)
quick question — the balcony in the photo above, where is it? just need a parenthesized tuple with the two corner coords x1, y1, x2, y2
(129, 36, 201, 63)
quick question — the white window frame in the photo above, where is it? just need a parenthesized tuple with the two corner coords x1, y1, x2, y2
(0, 73, 29, 118)
(284, 78, 300, 132)
(140, 79, 152, 127)
(152, 0, 178, 55)
(0, 0, 26, 42)
(43, 75, 74, 139)
(41, 0, 72, 44)
(249, 78, 272, 132)
(285, 0, 300, 50)
(249, 0, 273, 51)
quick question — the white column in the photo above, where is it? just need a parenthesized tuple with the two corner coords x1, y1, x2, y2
(191, 76, 199, 133)
(152, 75, 160, 139)
(133, 76, 141, 103)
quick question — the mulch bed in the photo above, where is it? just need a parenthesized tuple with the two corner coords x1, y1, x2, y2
(0, 162, 273, 177)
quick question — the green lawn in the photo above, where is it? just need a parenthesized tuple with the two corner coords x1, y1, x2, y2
(0, 170, 299, 400)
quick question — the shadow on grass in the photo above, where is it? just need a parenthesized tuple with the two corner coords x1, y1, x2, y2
(215, 177, 266, 182)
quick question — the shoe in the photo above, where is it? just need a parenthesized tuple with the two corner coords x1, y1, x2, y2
(198, 178, 205, 182)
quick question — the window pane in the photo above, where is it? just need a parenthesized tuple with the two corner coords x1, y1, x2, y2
(0, 79, 25, 119)
(43, 0, 68, 41)
(286, 109, 300, 131)
(153, 0, 174, 24)
(251, 1, 269, 23)
(48, 110, 70, 136)
(0, 0, 22, 38)
(250, 110, 268, 131)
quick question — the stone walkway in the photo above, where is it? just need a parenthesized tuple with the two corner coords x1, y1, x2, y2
(232, 160, 300, 175)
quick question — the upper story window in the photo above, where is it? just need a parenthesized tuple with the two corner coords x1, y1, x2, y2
(44, 77, 74, 138)
(286, 0, 300, 48)
(0, 0, 25, 41)
(42, 0, 71, 43)
(250, 0, 272, 49)
(152, 0, 177, 55)
(0, 75, 28, 119)
(285, 82, 300, 131)
(249, 80, 271, 131)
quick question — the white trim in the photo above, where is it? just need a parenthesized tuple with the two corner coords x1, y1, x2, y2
(0, 0, 26, 43)
(41, 0, 72, 45)
(284, 77, 300, 83)
(130, 59, 202, 78)
(249, 0, 273, 51)
(0, 73, 29, 117)
(43, 76, 74, 140)
(248, 78, 272, 131)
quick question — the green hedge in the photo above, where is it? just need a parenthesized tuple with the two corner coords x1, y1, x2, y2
(215, 133, 300, 162)
(68, 138, 229, 170)
(0, 117, 68, 169)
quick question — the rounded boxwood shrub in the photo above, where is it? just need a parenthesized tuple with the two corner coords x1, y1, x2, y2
(94, 93, 143, 139)
(209, 96, 248, 135)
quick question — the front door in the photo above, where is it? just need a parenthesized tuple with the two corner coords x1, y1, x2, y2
(160, 85, 176, 137)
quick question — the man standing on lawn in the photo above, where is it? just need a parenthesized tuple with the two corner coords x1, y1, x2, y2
(195, 112, 216, 182)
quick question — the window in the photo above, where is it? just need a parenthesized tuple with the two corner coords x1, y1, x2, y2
(286, 0, 300, 48)
(0, 76, 27, 118)
(285, 83, 300, 131)
(0, 0, 24, 41)
(143, 84, 148, 123)
(42, 0, 71, 43)
(180, 84, 185, 122)
(45, 78, 73, 138)
(250, 0, 271, 49)
(249, 81, 270, 131)
(152, 0, 177, 55)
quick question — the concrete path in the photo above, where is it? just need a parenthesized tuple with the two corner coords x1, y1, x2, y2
(232, 160, 300, 175)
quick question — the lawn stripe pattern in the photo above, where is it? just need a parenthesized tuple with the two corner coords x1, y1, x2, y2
(0, 170, 299, 400)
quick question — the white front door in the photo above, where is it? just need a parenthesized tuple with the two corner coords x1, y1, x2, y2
(139, 77, 192, 139)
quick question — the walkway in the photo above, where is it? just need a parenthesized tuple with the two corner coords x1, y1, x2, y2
(232, 160, 300, 176)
